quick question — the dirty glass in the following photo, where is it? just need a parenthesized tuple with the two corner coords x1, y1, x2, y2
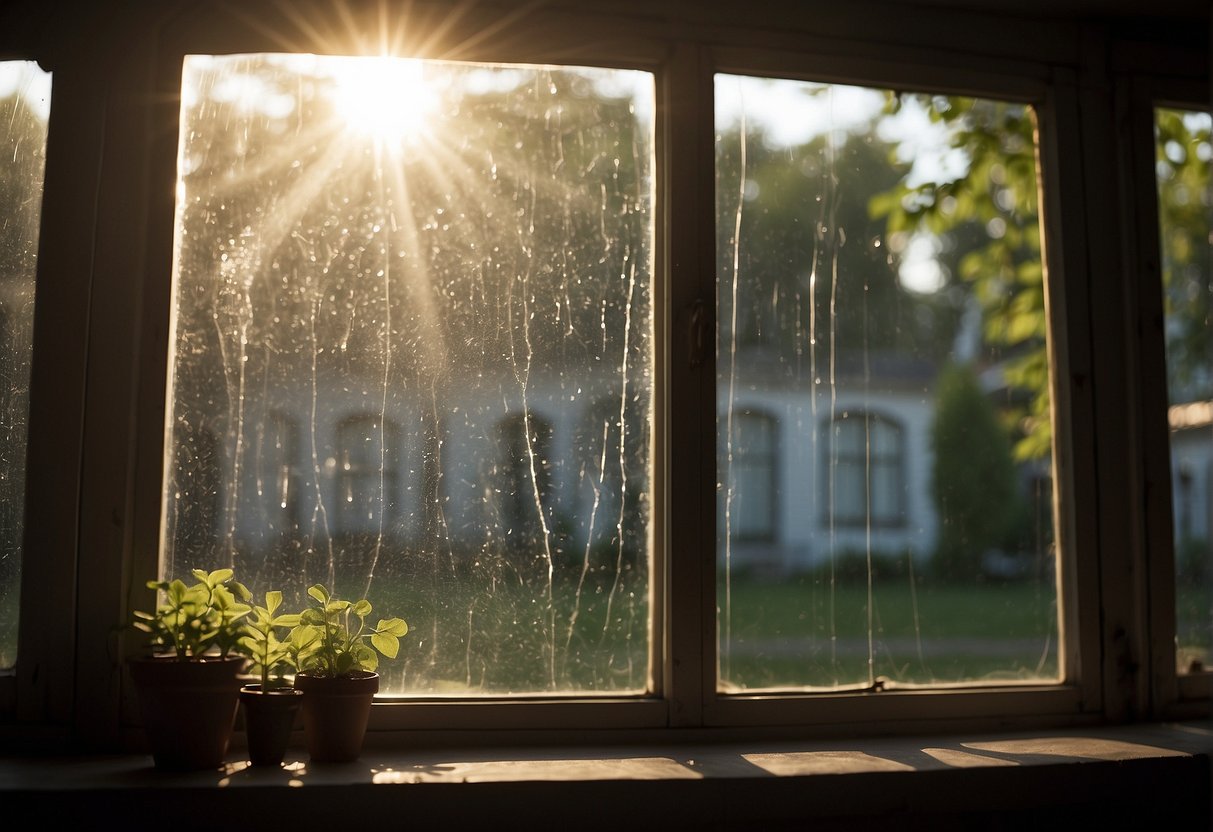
(1155, 107, 1212, 676)
(0, 62, 49, 670)
(716, 75, 1059, 690)
(163, 54, 654, 695)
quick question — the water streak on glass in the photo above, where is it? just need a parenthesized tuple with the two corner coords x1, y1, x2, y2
(715, 75, 1059, 690)
(0, 62, 49, 670)
(1155, 107, 1212, 675)
(164, 54, 654, 695)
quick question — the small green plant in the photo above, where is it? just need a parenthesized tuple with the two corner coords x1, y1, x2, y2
(290, 584, 408, 678)
(132, 568, 252, 660)
(237, 590, 302, 690)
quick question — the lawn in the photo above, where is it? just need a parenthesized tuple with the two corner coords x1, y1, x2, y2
(718, 577, 1061, 689)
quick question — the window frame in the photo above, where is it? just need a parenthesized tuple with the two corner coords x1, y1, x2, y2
(1119, 73, 1213, 717)
(0, 0, 1205, 746)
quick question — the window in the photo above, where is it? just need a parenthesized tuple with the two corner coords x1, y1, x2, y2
(725, 410, 779, 542)
(1155, 107, 1212, 676)
(250, 410, 300, 545)
(336, 414, 401, 537)
(824, 412, 905, 529)
(3, 0, 1207, 741)
(161, 52, 654, 696)
(495, 411, 555, 552)
(0, 62, 49, 670)
(715, 74, 1059, 692)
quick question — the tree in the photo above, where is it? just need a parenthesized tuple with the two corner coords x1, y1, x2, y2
(930, 363, 1021, 580)
(872, 97, 1213, 460)
(715, 114, 960, 371)
(870, 95, 1048, 461)
(1156, 108, 1212, 405)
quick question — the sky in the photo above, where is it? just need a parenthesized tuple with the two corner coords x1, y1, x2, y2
(0, 61, 50, 122)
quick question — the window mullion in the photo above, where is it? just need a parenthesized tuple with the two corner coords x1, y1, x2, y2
(662, 40, 716, 728)
(14, 56, 101, 734)
(1037, 68, 1107, 715)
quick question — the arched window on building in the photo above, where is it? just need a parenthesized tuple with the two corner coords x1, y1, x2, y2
(823, 411, 905, 528)
(336, 414, 401, 535)
(250, 410, 299, 541)
(725, 409, 778, 543)
(496, 411, 554, 549)
(577, 395, 649, 558)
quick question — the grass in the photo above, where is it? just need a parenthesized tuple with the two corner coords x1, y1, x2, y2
(718, 577, 1061, 688)
(720, 577, 1059, 641)
(3, 567, 1206, 689)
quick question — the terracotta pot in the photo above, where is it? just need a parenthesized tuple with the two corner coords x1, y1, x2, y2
(295, 671, 379, 762)
(128, 656, 244, 770)
(239, 685, 304, 766)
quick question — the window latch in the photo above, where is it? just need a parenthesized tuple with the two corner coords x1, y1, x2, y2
(688, 298, 710, 368)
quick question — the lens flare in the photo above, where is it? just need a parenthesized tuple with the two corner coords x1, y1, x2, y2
(328, 56, 437, 141)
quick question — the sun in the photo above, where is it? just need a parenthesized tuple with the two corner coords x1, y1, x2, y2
(328, 56, 438, 141)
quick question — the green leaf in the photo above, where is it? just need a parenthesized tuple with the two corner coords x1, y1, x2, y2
(289, 624, 320, 647)
(307, 585, 329, 604)
(326, 600, 351, 614)
(265, 591, 282, 616)
(191, 569, 209, 583)
(352, 599, 372, 617)
(353, 643, 378, 672)
(167, 579, 188, 605)
(208, 568, 234, 585)
(377, 618, 408, 637)
(334, 651, 356, 675)
(271, 613, 301, 629)
(370, 632, 399, 659)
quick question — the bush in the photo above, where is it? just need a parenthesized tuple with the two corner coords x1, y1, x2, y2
(931, 364, 1022, 581)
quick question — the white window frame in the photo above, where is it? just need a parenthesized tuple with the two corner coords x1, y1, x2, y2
(1, 0, 1206, 747)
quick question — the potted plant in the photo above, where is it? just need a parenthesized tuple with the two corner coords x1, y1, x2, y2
(290, 584, 407, 762)
(128, 568, 251, 770)
(236, 590, 304, 766)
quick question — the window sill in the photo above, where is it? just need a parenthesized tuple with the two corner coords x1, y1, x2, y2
(2, 722, 1209, 828)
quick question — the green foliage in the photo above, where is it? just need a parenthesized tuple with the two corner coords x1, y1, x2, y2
(930, 364, 1022, 580)
(237, 590, 301, 690)
(716, 116, 963, 363)
(131, 569, 252, 660)
(870, 95, 1050, 462)
(873, 99, 1212, 458)
(289, 584, 408, 678)
(1155, 109, 1212, 404)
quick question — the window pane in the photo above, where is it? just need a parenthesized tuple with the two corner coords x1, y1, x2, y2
(716, 76, 1059, 690)
(0, 62, 49, 670)
(164, 54, 654, 695)
(1155, 107, 1212, 675)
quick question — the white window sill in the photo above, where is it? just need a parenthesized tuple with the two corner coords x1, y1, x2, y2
(1, 722, 1210, 827)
